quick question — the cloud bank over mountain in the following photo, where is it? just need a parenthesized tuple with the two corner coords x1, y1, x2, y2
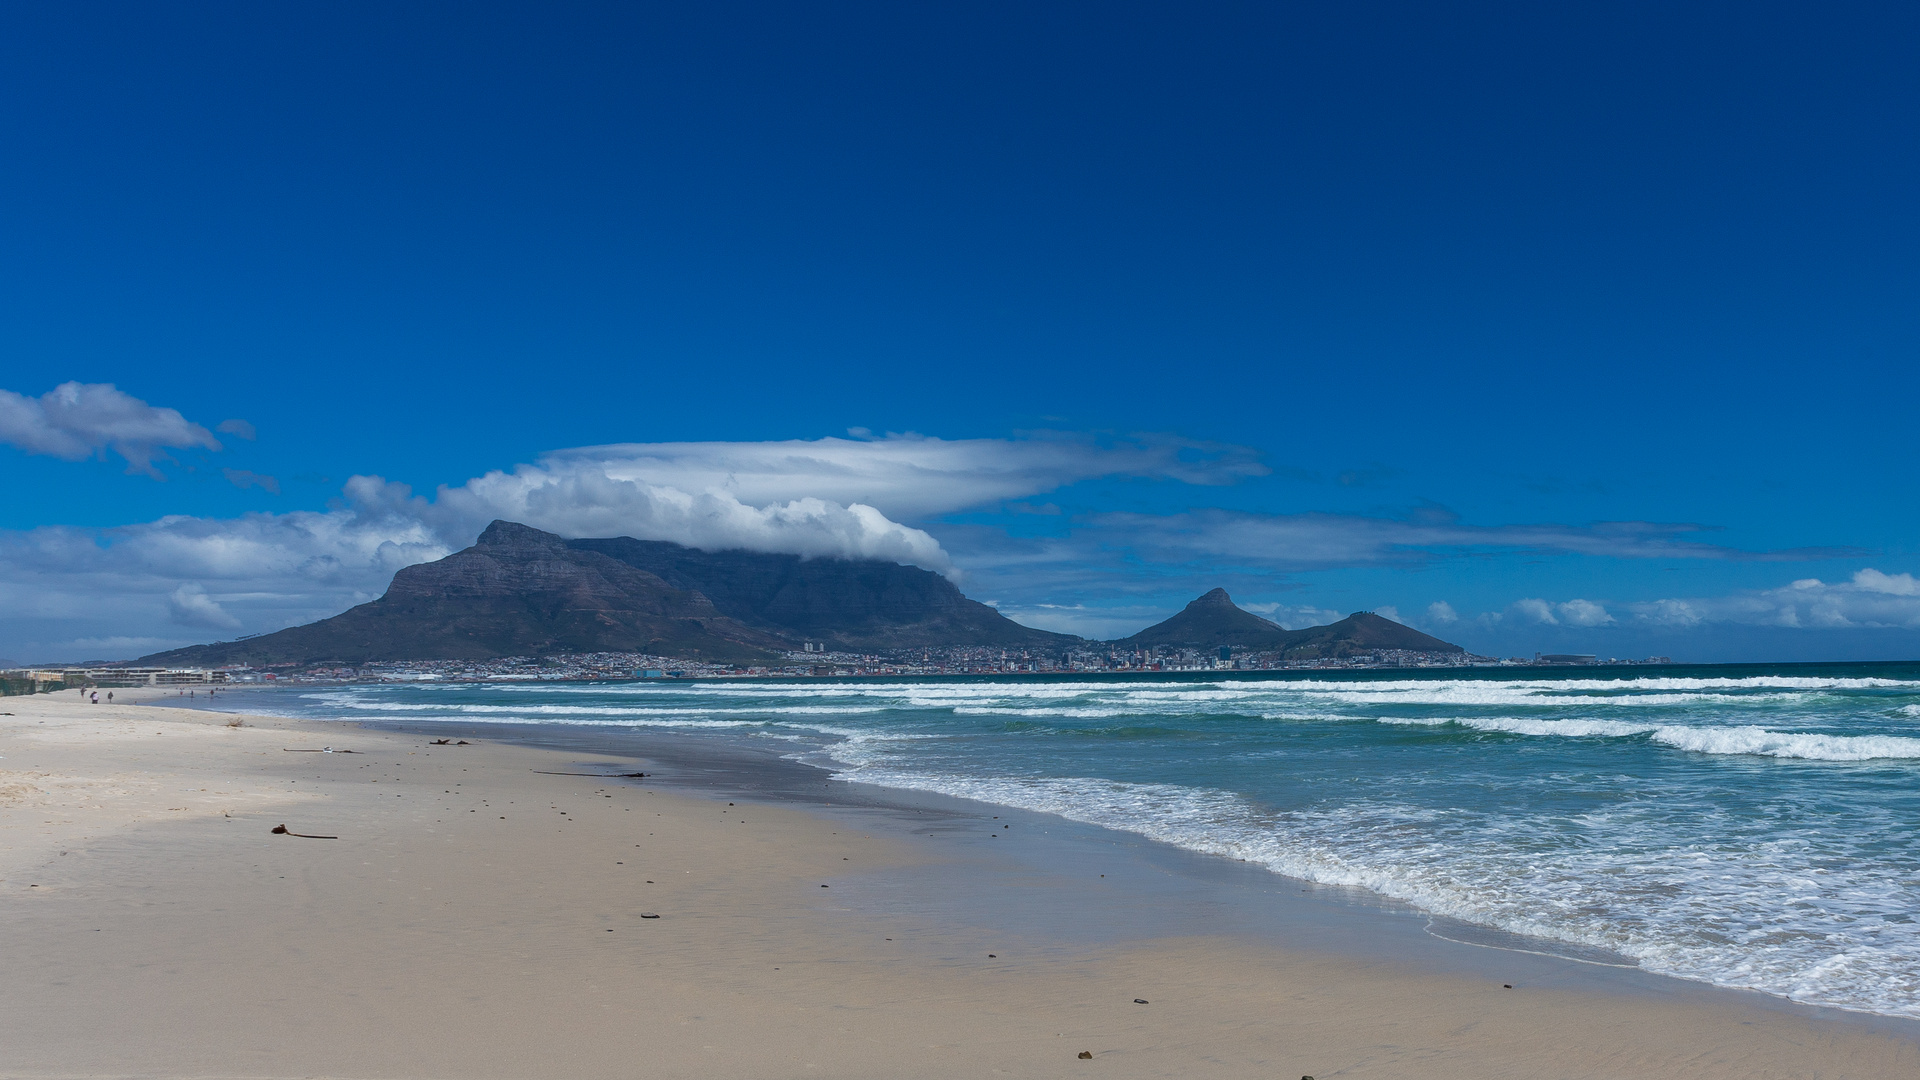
(0, 403, 1912, 662)
(0, 433, 1272, 658)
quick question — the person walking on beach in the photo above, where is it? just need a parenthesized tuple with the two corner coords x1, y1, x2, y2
(90, 690, 98, 704)
(107, 691, 113, 702)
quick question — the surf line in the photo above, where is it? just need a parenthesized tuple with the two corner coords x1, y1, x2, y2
(1422, 917, 1639, 969)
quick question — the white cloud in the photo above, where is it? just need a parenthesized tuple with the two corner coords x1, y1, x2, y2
(1635, 598, 1703, 627)
(1426, 601, 1459, 624)
(0, 491, 460, 660)
(540, 432, 1266, 519)
(1240, 601, 1344, 630)
(413, 465, 952, 575)
(1466, 571, 1920, 640)
(1373, 605, 1402, 624)
(338, 432, 1269, 581)
(224, 469, 280, 494)
(0, 433, 1266, 659)
(1628, 569, 1920, 630)
(1854, 569, 1920, 597)
(1512, 598, 1560, 625)
(1557, 599, 1615, 627)
(1092, 507, 1852, 568)
(167, 583, 241, 630)
(0, 382, 222, 478)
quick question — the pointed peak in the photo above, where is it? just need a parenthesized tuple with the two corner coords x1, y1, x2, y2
(1190, 587, 1235, 607)
(476, 520, 565, 548)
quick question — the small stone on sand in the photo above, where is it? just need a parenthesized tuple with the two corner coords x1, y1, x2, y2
(1078, 1051, 1093, 1059)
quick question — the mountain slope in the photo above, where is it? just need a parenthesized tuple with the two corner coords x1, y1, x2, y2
(1277, 611, 1464, 657)
(1113, 588, 1292, 649)
(571, 536, 1074, 650)
(140, 521, 787, 666)
(1114, 588, 1464, 656)
(140, 521, 1075, 666)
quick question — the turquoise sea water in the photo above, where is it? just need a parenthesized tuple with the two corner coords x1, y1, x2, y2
(255, 663, 1920, 1018)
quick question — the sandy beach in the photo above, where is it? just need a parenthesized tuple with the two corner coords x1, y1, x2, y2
(2, 689, 1916, 1079)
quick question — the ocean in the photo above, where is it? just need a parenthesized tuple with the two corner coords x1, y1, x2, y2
(232, 663, 1920, 1019)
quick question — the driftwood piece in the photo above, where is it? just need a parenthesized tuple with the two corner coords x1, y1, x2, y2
(270, 824, 338, 839)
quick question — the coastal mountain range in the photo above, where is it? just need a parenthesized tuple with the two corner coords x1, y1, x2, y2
(141, 521, 1071, 667)
(1120, 587, 1464, 658)
(140, 521, 1462, 667)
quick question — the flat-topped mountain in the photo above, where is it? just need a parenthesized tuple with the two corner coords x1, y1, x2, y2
(142, 521, 787, 666)
(1115, 588, 1463, 657)
(141, 521, 1072, 667)
(572, 536, 1072, 651)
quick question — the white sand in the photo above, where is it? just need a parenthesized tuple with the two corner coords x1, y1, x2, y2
(2, 690, 1915, 1078)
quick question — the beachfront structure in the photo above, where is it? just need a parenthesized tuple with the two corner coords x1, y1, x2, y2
(20, 667, 231, 687)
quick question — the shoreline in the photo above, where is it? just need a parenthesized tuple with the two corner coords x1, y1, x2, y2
(4, 689, 1917, 1078)
(336, 710, 1920, 1026)
(208, 682, 1920, 1026)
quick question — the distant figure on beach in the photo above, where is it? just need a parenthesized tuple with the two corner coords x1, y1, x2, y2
(90, 691, 98, 704)
(107, 691, 113, 702)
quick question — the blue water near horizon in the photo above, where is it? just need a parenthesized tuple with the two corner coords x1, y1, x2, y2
(230, 663, 1920, 1019)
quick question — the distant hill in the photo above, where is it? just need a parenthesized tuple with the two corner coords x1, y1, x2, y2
(1115, 588, 1464, 657)
(1116, 588, 1294, 649)
(1272, 611, 1464, 658)
(141, 520, 1073, 667)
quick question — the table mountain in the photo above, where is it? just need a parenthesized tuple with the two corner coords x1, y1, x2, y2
(140, 520, 1073, 667)
(572, 536, 1074, 651)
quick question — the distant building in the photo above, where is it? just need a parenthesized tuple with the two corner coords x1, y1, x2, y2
(1535, 653, 1598, 666)
(40, 667, 229, 687)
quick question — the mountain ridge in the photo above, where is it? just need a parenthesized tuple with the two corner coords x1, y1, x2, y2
(138, 525, 1464, 667)
(1115, 587, 1464, 657)
(140, 521, 1071, 667)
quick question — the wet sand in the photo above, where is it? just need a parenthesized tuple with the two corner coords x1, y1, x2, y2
(2, 689, 1916, 1078)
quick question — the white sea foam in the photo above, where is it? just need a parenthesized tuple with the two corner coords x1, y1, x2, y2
(274, 673, 1920, 1019)
(1649, 726, 1920, 761)
(952, 706, 1128, 718)
(1376, 715, 1920, 758)
(831, 764, 1920, 1019)
(1380, 716, 1660, 738)
(298, 698, 890, 718)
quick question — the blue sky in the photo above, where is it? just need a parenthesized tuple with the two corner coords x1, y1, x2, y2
(2, 1, 1917, 663)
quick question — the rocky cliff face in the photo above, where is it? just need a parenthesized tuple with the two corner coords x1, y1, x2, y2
(141, 521, 1073, 667)
(141, 522, 788, 666)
